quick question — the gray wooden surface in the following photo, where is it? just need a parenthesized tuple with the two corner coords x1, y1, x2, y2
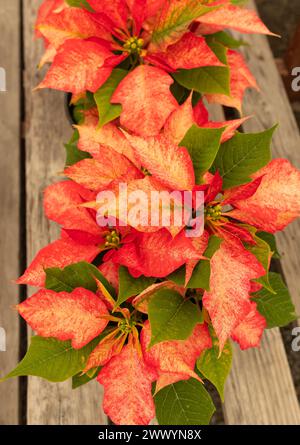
(234, 0, 300, 319)
(0, 0, 299, 425)
(208, 105, 300, 424)
(222, 1, 300, 424)
(23, 0, 106, 426)
(0, 0, 21, 425)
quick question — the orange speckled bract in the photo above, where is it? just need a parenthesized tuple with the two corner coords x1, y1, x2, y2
(112, 66, 178, 137)
(17, 288, 109, 349)
(141, 321, 212, 392)
(228, 159, 300, 233)
(98, 341, 158, 425)
(203, 236, 265, 351)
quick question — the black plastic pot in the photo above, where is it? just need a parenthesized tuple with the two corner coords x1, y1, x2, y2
(65, 92, 77, 126)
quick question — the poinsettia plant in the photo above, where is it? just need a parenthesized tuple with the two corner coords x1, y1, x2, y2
(2, 0, 300, 426)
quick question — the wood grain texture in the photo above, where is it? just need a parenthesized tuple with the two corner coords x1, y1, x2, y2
(221, 0, 300, 425)
(232, 0, 300, 319)
(0, 0, 21, 425)
(23, 0, 106, 425)
(208, 97, 300, 425)
(209, 106, 300, 426)
(224, 330, 300, 424)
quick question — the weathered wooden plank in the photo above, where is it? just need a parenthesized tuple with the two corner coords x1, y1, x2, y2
(23, 0, 106, 425)
(224, 331, 300, 424)
(221, 0, 300, 424)
(0, 1, 21, 425)
(207, 109, 300, 424)
(233, 0, 300, 319)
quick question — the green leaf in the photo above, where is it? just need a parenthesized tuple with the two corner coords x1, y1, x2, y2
(2, 336, 99, 383)
(181, 125, 224, 183)
(197, 329, 232, 401)
(173, 63, 230, 96)
(170, 81, 191, 105)
(71, 91, 96, 124)
(188, 263, 211, 288)
(252, 272, 298, 328)
(94, 69, 128, 127)
(231, 0, 248, 5)
(256, 274, 274, 294)
(173, 41, 230, 95)
(45, 261, 115, 297)
(167, 266, 186, 286)
(65, 0, 93, 10)
(155, 378, 215, 425)
(204, 235, 223, 259)
(257, 231, 280, 259)
(65, 129, 91, 167)
(207, 39, 228, 65)
(207, 31, 246, 49)
(212, 127, 276, 189)
(148, 289, 201, 346)
(151, 3, 217, 49)
(167, 236, 222, 289)
(187, 236, 223, 290)
(245, 230, 275, 293)
(116, 267, 155, 307)
(72, 366, 101, 389)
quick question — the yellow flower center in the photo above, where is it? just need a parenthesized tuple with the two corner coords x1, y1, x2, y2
(105, 230, 121, 249)
(123, 36, 144, 55)
(118, 318, 135, 334)
(205, 204, 222, 221)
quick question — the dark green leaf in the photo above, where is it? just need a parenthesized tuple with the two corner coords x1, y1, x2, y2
(245, 230, 275, 293)
(231, 0, 249, 5)
(212, 127, 276, 189)
(181, 125, 224, 183)
(71, 92, 96, 124)
(45, 261, 115, 297)
(170, 81, 191, 105)
(65, 0, 93, 10)
(65, 129, 91, 167)
(116, 267, 155, 307)
(187, 236, 223, 290)
(257, 231, 280, 259)
(94, 69, 128, 127)
(72, 366, 101, 389)
(192, 91, 202, 107)
(173, 41, 230, 95)
(148, 289, 201, 346)
(155, 378, 215, 425)
(167, 236, 222, 289)
(207, 32, 246, 49)
(207, 40, 228, 65)
(2, 336, 99, 383)
(252, 272, 297, 328)
(197, 328, 232, 401)
(167, 266, 186, 286)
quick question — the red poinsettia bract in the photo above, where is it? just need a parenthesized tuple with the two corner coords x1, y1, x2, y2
(35, 0, 272, 114)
